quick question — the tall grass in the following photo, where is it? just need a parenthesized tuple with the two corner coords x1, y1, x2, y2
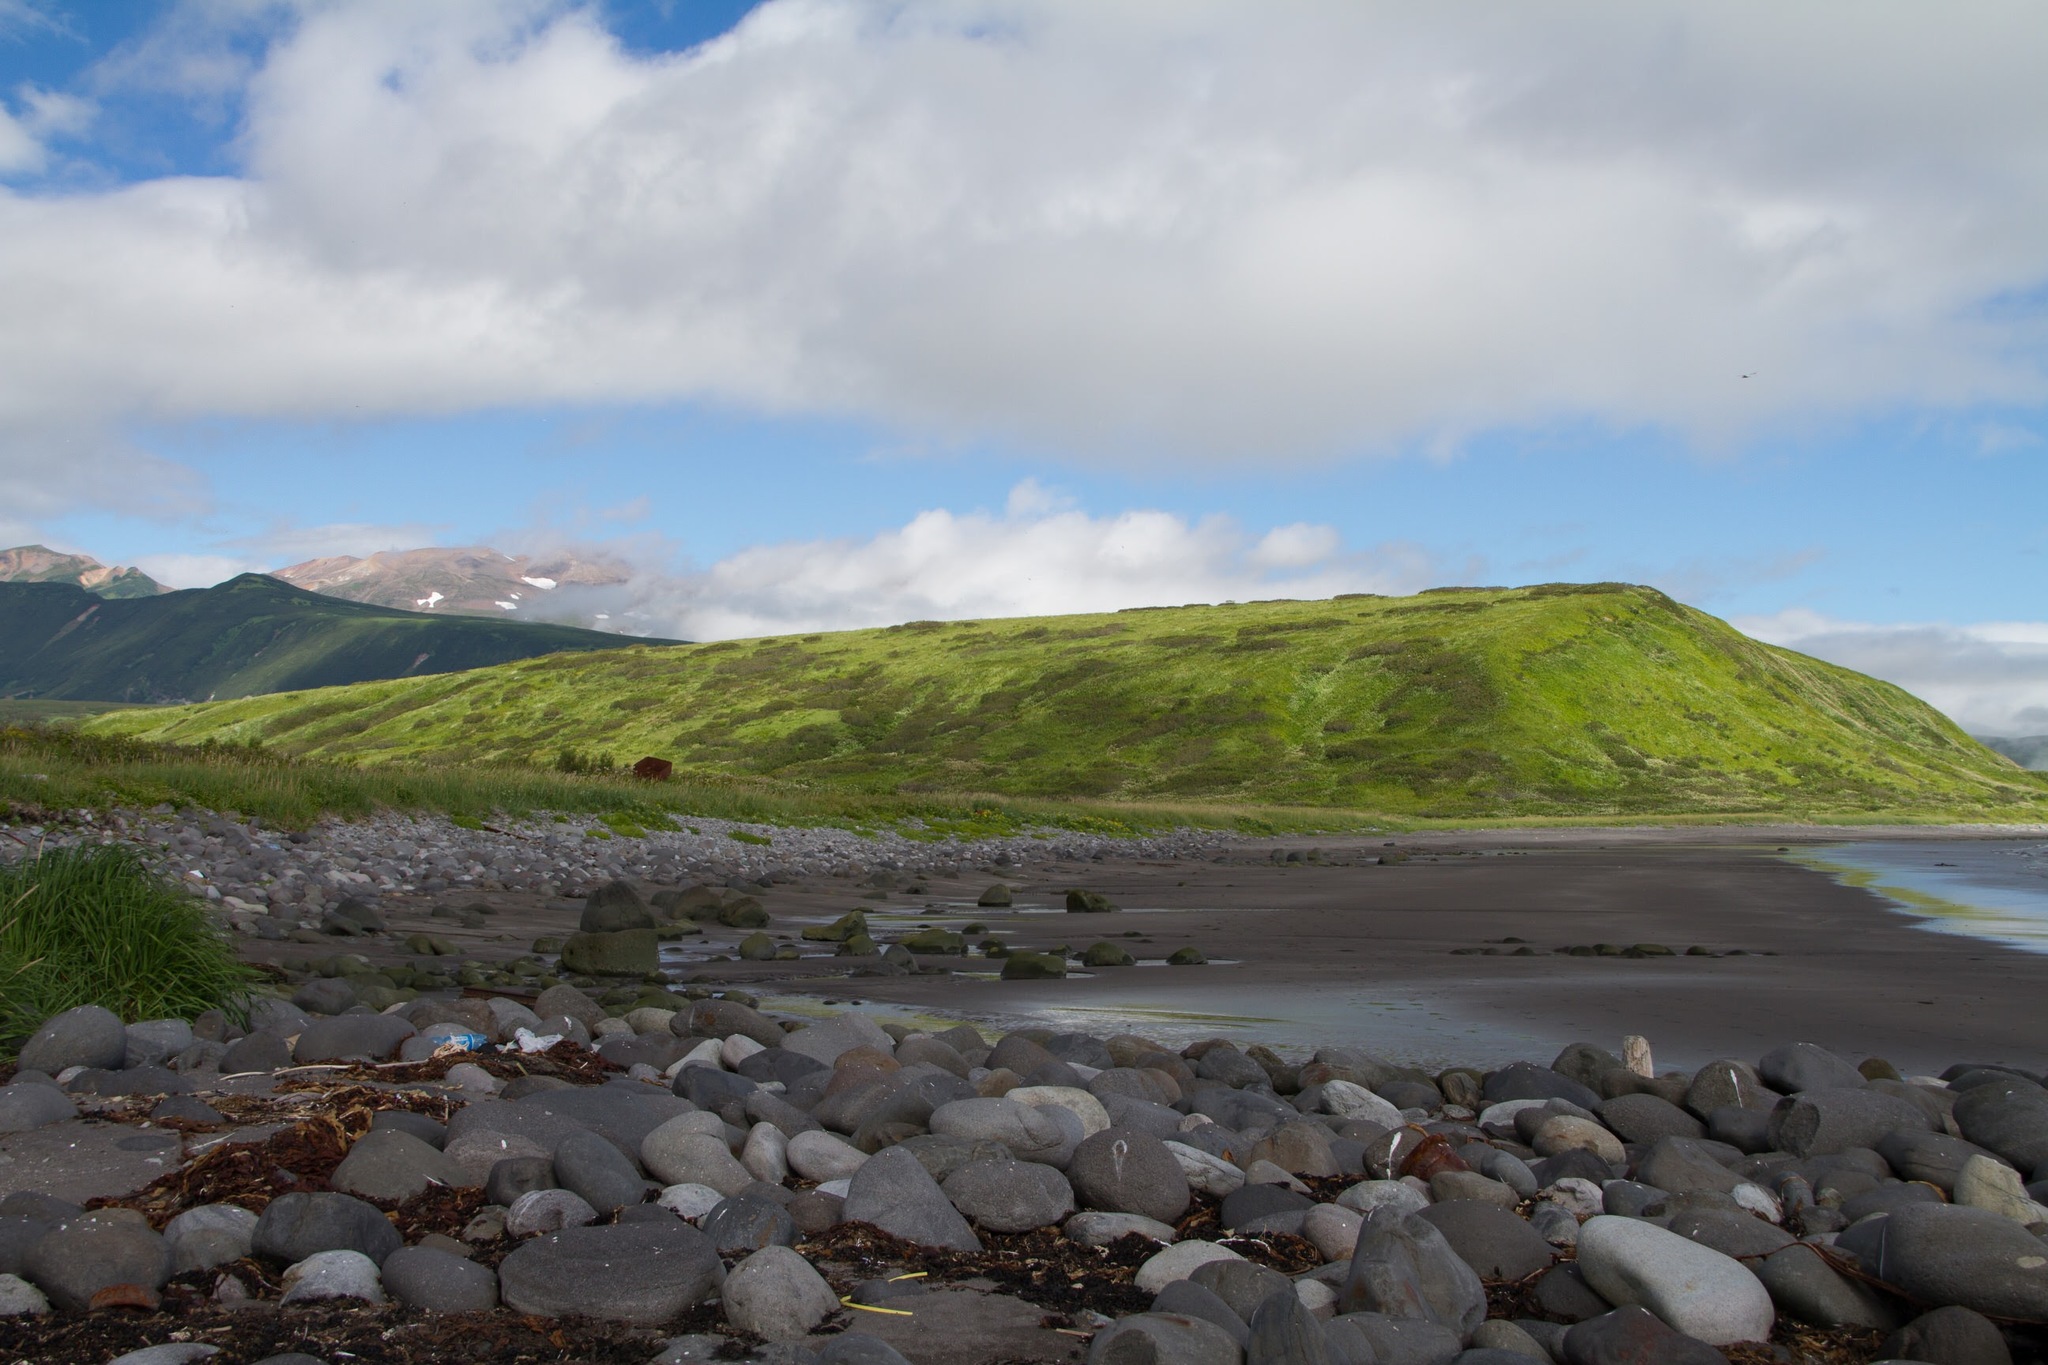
(0, 844, 262, 1053)
(0, 725, 1363, 836)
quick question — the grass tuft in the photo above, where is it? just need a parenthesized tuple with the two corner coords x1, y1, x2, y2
(0, 844, 263, 1055)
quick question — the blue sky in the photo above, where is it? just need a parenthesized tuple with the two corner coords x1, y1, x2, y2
(2, 1, 2046, 730)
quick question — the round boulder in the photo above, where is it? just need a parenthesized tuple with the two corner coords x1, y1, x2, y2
(1068, 1127, 1191, 1226)
(18, 1006, 126, 1075)
(498, 1221, 720, 1323)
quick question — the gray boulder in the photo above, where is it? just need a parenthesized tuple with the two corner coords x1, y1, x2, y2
(1878, 1305, 2015, 1365)
(1576, 1215, 1772, 1345)
(699, 1193, 798, 1256)
(1859, 1204, 2048, 1319)
(1325, 1312, 1464, 1365)
(292, 1014, 415, 1064)
(1413, 1201, 1556, 1281)
(0, 1082, 77, 1134)
(1598, 1093, 1704, 1145)
(1086, 1312, 1244, 1365)
(498, 1221, 720, 1323)
(380, 1245, 500, 1312)
(1875, 1129, 2010, 1194)
(580, 880, 656, 932)
(251, 1192, 402, 1264)
(942, 1158, 1076, 1232)
(21, 1209, 168, 1311)
(1757, 1043, 1865, 1095)
(329, 1129, 470, 1203)
(1340, 1208, 1486, 1338)
(122, 1019, 194, 1068)
(842, 1146, 981, 1251)
(553, 1129, 648, 1212)
(1768, 1087, 1932, 1157)
(721, 1245, 840, 1342)
(1068, 1127, 1192, 1225)
(1245, 1286, 1334, 1365)
(1753, 1243, 1899, 1331)
(1954, 1084, 2048, 1171)
(278, 1248, 383, 1304)
(1561, 1306, 1730, 1364)
(163, 1204, 258, 1275)
(18, 1006, 126, 1075)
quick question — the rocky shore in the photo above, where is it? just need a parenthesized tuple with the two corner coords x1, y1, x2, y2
(5, 814, 2048, 1363)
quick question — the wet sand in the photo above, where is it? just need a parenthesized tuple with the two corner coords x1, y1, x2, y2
(333, 827, 2048, 1078)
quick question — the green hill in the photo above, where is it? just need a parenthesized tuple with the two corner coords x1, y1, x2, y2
(1, 575, 666, 705)
(81, 583, 2047, 820)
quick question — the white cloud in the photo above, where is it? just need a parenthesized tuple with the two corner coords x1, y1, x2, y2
(131, 551, 262, 589)
(1739, 609, 2048, 737)
(0, 0, 2044, 491)
(517, 483, 1440, 640)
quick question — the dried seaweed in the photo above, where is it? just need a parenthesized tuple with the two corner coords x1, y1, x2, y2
(804, 1221, 1159, 1317)
(297, 1039, 621, 1087)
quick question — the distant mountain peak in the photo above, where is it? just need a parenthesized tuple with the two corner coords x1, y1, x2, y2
(270, 546, 630, 620)
(0, 544, 171, 599)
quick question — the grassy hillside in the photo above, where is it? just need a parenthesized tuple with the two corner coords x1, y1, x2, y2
(1, 574, 666, 705)
(82, 583, 2048, 820)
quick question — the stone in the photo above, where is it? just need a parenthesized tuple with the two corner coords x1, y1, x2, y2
(1324, 1313, 1462, 1365)
(21, 1209, 169, 1312)
(1757, 1043, 1865, 1095)
(380, 1244, 500, 1312)
(943, 1158, 1075, 1232)
(1319, 1080, 1404, 1129)
(1167, 1142, 1247, 1198)
(742, 1121, 790, 1185)
(1086, 1311, 1243, 1365)
(1767, 1086, 1932, 1157)
(842, 1146, 982, 1251)
(252, 1192, 401, 1265)
(1245, 1285, 1335, 1365)
(560, 928, 660, 976)
(551, 1129, 648, 1215)
(1303, 1203, 1364, 1263)
(1191, 1259, 1292, 1324)
(1752, 1243, 1899, 1331)
(498, 1220, 721, 1323)
(1857, 1203, 2048, 1319)
(506, 1188, 599, 1236)
(1877, 1306, 2015, 1365)
(1875, 1129, 2009, 1194)
(0, 1082, 78, 1134)
(279, 1249, 385, 1305)
(1561, 1306, 1731, 1365)
(17, 1005, 126, 1075)
(814, 1337, 916, 1365)
(329, 1128, 469, 1203)
(1635, 1137, 1742, 1196)
(700, 1193, 798, 1255)
(1575, 1215, 1773, 1345)
(1430, 1170, 1520, 1208)
(1664, 1209, 1794, 1261)
(1472, 1319, 1552, 1359)
(1001, 951, 1068, 979)
(788, 1129, 870, 1182)
(977, 884, 1013, 907)
(642, 1123, 755, 1195)
(291, 1014, 415, 1064)
(1534, 1115, 1625, 1166)
(1483, 1062, 1600, 1110)
(582, 880, 657, 932)
(220, 1028, 293, 1074)
(1414, 1201, 1557, 1281)
(1684, 1060, 1779, 1119)
(722, 1246, 841, 1341)
(1066, 1211, 1179, 1247)
(123, 1019, 195, 1068)
(1134, 1240, 1245, 1294)
(294, 979, 358, 1015)
(1954, 1153, 2048, 1225)
(1066, 889, 1119, 913)
(1069, 1127, 1192, 1225)
(1337, 1179, 1430, 1219)
(163, 1204, 258, 1275)
(1007, 1083, 1113, 1137)
(929, 1097, 1079, 1167)
(487, 1155, 557, 1206)
(1599, 1093, 1706, 1146)
(104, 1347, 222, 1365)
(657, 1184, 727, 1221)
(1340, 1209, 1486, 1338)
(1153, 1279, 1251, 1345)
(1083, 941, 1135, 966)
(1954, 1083, 2048, 1171)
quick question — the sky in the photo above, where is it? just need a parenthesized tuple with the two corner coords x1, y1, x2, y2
(1, 1, 2045, 734)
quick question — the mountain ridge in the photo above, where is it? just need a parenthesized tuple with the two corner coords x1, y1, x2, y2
(0, 544, 169, 599)
(271, 545, 630, 621)
(84, 582, 2048, 820)
(0, 574, 669, 704)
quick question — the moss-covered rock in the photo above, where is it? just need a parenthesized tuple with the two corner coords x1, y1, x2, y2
(837, 933, 877, 956)
(559, 928, 661, 976)
(1065, 889, 1119, 914)
(717, 897, 770, 929)
(1166, 946, 1207, 966)
(1081, 941, 1134, 967)
(802, 910, 868, 943)
(737, 932, 778, 961)
(977, 885, 1014, 908)
(900, 927, 965, 955)
(1000, 951, 1068, 980)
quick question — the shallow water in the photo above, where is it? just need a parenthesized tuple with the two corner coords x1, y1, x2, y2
(1792, 838, 2048, 953)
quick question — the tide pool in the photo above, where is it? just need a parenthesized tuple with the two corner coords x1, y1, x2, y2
(1792, 839, 2048, 953)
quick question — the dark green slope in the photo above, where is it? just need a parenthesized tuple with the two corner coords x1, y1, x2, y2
(0, 575, 667, 704)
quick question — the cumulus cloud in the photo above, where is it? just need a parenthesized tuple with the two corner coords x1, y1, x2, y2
(510, 484, 1442, 640)
(1, 0, 2045, 494)
(1740, 609, 2048, 737)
